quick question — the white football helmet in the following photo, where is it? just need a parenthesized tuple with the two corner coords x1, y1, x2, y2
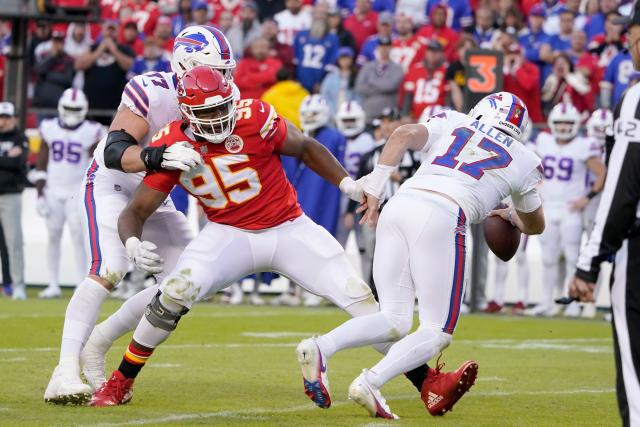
(171, 25, 236, 80)
(586, 108, 613, 141)
(468, 91, 530, 141)
(548, 102, 582, 141)
(58, 88, 88, 128)
(418, 104, 444, 124)
(336, 101, 366, 137)
(299, 95, 330, 133)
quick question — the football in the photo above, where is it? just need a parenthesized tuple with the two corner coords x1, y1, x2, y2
(483, 204, 521, 262)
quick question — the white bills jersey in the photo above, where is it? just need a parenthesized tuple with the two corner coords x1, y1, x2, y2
(92, 71, 240, 193)
(344, 132, 375, 178)
(532, 131, 601, 211)
(274, 8, 312, 45)
(400, 109, 543, 223)
(39, 118, 106, 197)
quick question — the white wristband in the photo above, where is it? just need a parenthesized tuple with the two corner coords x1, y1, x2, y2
(363, 164, 395, 199)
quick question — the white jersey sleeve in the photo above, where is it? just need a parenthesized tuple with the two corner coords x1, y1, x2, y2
(419, 111, 448, 153)
(511, 164, 544, 213)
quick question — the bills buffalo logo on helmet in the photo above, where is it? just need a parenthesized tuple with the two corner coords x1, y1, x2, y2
(174, 32, 209, 53)
(225, 135, 244, 153)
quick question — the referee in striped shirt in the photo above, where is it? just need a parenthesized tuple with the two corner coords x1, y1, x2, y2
(570, 3, 640, 425)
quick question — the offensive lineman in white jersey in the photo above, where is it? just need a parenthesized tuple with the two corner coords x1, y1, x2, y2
(44, 26, 238, 405)
(35, 89, 106, 299)
(296, 92, 546, 419)
(527, 103, 606, 317)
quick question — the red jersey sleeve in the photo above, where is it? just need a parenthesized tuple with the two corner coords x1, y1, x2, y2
(141, 120, 184, 193)
(252, 99, 288, 152)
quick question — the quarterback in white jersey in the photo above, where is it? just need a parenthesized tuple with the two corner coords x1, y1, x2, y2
(44, 25, 239, 405)
(528, 103, 606, 317)
(35, 89, 106, 299)
(295, 92, 545, 419)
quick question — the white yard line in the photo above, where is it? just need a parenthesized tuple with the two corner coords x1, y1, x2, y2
(79, 388, 615, 427)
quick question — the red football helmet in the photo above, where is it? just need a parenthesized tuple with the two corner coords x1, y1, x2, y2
(177, 66, 236, 143)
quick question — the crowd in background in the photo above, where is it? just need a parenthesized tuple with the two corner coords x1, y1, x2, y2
(0, 0, 637, 129)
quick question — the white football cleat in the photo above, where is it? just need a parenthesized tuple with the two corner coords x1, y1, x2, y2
(525, 304, 559, 317)
(270, 292, 301, 306)
(229, 283, 244, 305)
(349, 370, 399, 419)
(581, 303, 597, 319)
(296, 338, 331, 408)
(563, 301, 582, 317)
(249, 293, 265, 306)
(39, 285, 61, 299)
(12, 284, 26, 300)
(303, 293, 322, 307)
(44, 363, 92, 405)
(81, 327, 112, 391)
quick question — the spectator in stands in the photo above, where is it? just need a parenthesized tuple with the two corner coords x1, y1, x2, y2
(274, 0, 312, 46)
(210, 0, 243, 27)
(227, 1, 262, 60)
(584, 0, 621, 41)
(545, 0, 586, 35)
(494, 0, 517, 28)
(172, 0, 192, 36)
(542, 53, 592, 114)
(502, 42, 544, 123)
(445, 34, 477, 112)
(235, 38, 282, 99)
(542, 8, 576, 59)
(128, 37, 171, 80)
(356, 11, 394, 66)
(64, 23, 93, 59)
(29, 21, 51, 65)
(501, 7, 525, 34)
(75, 20, 135, 124)
(600, 48, 633, 109)
(120, 19, 144, 56)
(355, 36, 404, 121)
(321, 46, 360, 115)
(417, 4, 460, 62)
(33, 29, 75, 112)
(154, 16, 175, 54)
(261, 67, 309, 128)
(218, 10, 235, 35)
(256, 18, 295, 74)
(327, 6, 357, 52)
(344, 0, 379, 51)
(399, 39, 449, 119)
(472, 7, 498, 48)
(338, 0, 394, 14)
(589, 11, 625, 70)
(293, 5, 339, 92)
(192, 1, 211, 26)
(519, 4, 551, 83)
(0, 102, 27, 300)
(117, 0, 161, 36)
(426, 0, 473, 31)
(569, 30, 589, 63)
(390, 14, 427, 73)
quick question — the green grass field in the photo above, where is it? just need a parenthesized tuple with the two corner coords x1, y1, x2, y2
(0, 291, 620, 426)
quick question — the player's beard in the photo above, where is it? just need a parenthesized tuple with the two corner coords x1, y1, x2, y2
(310, 21, 327, 39)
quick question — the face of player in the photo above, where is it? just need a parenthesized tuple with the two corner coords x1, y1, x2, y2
(551, 121, 576, 142)
(195, 103, 231, 134)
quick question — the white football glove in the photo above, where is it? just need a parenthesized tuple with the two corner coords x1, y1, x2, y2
(161, 141, 203, 172)
(36, 196, 50, 217)
(339, 176, 365, 202)
(362, 164, 395, 199)
(125, 237, 164, 274)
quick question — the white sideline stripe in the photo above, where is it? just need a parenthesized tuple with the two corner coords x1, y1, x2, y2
(0, 338, 612, 353)
(81, 388, 614, 427)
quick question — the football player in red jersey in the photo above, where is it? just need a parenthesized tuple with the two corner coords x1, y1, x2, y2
(89, 67, 476, 412)
(390, 14, 427, 73)
(399, 39, 449, 119)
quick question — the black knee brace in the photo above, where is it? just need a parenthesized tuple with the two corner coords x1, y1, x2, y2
(144, 291, 189, 331)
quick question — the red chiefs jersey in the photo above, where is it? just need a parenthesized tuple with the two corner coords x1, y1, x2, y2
(399, 63, 449, 118)
(390, 35, 427, 73)
(144, 99, 302, 230)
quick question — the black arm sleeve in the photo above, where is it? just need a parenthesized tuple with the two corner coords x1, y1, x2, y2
(103, 130, 139, 171)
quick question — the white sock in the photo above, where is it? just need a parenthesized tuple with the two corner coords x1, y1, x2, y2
(494, 259, 508, 305)
(541, 260, 559, 308)
(516, 251, 529, 303)
(96, 285, 159, 343)
(366, 328, 450, 389)
(59, 278, 110, 364)
(48, 232, 62, 289)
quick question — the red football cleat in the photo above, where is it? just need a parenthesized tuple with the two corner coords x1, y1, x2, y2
(483, 301, 503, 314)
(512, 301, 526, 315)
(89, 370, 134, 407)
(421, 358, 478, 416)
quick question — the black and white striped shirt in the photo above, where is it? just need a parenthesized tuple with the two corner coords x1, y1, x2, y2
(575, 82, 640, 283)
